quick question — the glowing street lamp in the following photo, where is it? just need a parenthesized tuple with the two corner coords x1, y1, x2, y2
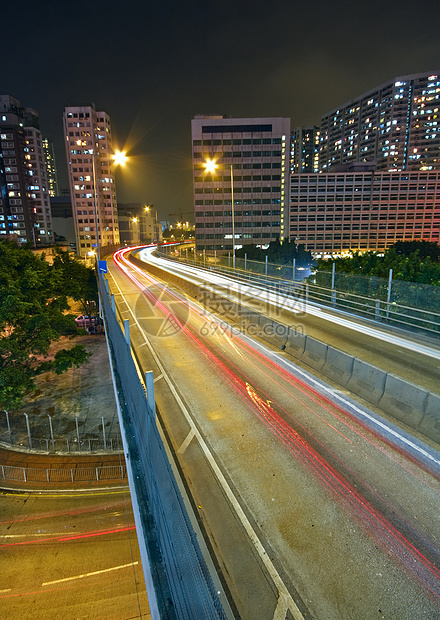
(113, 150, 128, 167)
(90, 148, 129, 262)
(204, 158, 235, 267)
(204, 158, 217, 174)
(132, 217, 139, 243)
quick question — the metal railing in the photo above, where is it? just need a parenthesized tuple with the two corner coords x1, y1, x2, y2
(101, 268, 228, 619)
(1, 412, 123, 454)
(0, 464, 126, 484)
(0, 436, 123, 453)
(155, 248, 440, 338)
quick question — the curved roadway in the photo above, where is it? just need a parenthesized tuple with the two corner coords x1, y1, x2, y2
(107, 247, 440, 620)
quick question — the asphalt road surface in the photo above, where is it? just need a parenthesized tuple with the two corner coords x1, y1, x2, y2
(106, 248, 440, 620)
(0, 487, 149, 619)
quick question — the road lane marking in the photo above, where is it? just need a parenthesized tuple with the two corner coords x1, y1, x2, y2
(178, 429, 195, 454)
(109, 265, 305, 620)
(0, 589, 11, 594)
(42, 561, 138, 586)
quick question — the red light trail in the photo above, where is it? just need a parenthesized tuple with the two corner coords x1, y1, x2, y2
(0, 525, 136, 548)
(111, 247, 440, 602)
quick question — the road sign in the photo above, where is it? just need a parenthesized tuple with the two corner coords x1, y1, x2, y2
(99, 260, 107, 273)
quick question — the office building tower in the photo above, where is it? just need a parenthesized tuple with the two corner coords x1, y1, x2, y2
(0, 95, 54, 245)
(319, 71, 440, 172)
(42, 137, 58, 197)
(63, 105, 120, 258)
(290, 166, 440, 256)
(191, 115, 290, 251)
(290, 126, 320, 173)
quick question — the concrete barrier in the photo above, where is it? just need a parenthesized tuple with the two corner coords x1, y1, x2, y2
(417, 393, 440, 445)
(322, 346, 355, 388)
(133, 252, 440, 448)
(285, 329, 306, 359)
(301, 337, 328, 371)
(347, 359, 387, 405)
(378, 375, 428, 429)
(240, 307, 261, 327)
(253, 316, 286, 349)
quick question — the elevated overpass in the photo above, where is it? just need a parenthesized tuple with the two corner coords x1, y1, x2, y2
(99, 245, 440, 620)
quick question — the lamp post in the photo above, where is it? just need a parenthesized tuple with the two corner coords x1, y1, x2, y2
(229, 163, 235, 269)
(204, 158, 235, 268)
(90, 148, 128, 263)
(132, 217, 139, 244)
(90, 149, 100, 262)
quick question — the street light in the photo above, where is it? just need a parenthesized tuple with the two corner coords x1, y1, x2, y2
(132, 217, 139, 244)
(113, 150, 128, 167)
(204, 158, 235, 268)
(90, 149, 100, 262)
(89, 148, 128, 263)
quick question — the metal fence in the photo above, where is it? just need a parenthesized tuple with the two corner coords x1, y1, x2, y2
(0, 464, 126, 484)
(100, 273, 227, 619)
(157, 248, 440, 337)
(0, 411, 123, 454)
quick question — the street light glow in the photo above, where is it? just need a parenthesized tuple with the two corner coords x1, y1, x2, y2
(204, 158, 217, 174)
(113, 150, 128, 166)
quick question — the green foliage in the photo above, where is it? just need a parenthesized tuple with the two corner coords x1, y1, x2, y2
(392, 240, 440, 262)
(0, 240, 94, 410)
(52, 248, 98, 317)
(235, 239, 312, 266)
(52, 345, 91, 375)
(315, 244, 440, 286)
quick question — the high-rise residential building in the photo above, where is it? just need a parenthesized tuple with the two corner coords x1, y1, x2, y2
(63, 105, 120, 258)
(42, 137, 58, 197)
(289, 165, 440, 256)
(290, 126, 320, 173)
(0, 95, 54, 245)
(191, 115, 291, 251)
(319, 71, 440, 172)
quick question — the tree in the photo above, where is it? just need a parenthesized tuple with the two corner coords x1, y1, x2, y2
(0, 240, 91, 410)
(391, 240, 440, 262)
(315, 247, 440, 285)
(52, 248, 98, 317)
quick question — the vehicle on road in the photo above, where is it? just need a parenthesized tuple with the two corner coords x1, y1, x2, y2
(75, 315, 103, 333)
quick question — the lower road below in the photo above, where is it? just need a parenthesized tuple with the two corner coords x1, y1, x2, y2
(0, 482, 148, 619)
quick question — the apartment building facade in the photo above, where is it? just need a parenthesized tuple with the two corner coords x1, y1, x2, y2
(290, 126, 320, 173)
(0, 95, 54, 245)
(63, 105, 120, 258)
(319, 71, 440, 172)
(290, 166, 440, 256)
(191, 115, 291, 251)
(42, 137, 58, 197)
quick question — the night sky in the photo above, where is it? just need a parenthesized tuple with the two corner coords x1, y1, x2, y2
(2, 0, 440, 221)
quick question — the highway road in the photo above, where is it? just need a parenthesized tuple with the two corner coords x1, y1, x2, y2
(141, 247, 440, 395)
(108, 247, 440, 620)
(0, 487, 148, 619)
